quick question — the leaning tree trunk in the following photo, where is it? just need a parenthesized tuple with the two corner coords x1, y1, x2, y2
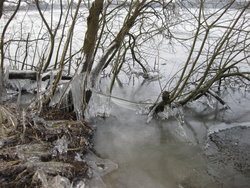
(80, 0, 104, 113)
(90, 0, 146, 88)
(80, 0, 146, 115)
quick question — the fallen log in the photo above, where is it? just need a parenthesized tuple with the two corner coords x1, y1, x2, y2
(7, 70, 72, 81)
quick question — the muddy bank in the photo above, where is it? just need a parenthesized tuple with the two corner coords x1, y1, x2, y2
(0, 103, 93, 188)
(206, 124, 250, 187)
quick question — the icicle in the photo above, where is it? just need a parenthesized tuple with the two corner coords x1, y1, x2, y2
(146, 114, 153, 123)
(206, 95, 215, 109)
(3, 65, 9, 82)
(175, 104, 185, 125)
(70, 73, 85, 119)
(17, 81, 22, 108)
(85, 90, 111, 119)
(146, 103, 158, 123)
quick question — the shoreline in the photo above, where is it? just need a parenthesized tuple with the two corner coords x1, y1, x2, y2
(0, 102, 94, 187)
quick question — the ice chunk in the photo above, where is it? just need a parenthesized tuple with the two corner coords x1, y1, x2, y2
(70, 73, 85, 119)
(32, 169, 49, 187)
(136, 103, 152, 115)
(85, 91, 111, 119)
(84, 153, 118, 177)
(147, 103, 185, 123)
(74, 181, 86, 188)
(143, 71, 162, 81)
(86, 176, 107, 188)
(49, 175, 71, 188)
(52, 135, 69, 156)
(82, 153, 118, 188)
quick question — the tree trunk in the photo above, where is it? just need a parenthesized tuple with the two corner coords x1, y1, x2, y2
(82, 0, 104, 73)
(90, 0, 145, 88)
(0, 0, 5, 19)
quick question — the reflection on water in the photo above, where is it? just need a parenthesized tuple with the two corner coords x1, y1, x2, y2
(93, 107, 216, 188)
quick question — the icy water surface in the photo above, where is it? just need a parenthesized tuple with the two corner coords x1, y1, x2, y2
(91, 87, 250, 188)
(94, 109, 214, 188)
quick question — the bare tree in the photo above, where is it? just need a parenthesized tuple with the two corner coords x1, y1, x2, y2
(79, 0, 176, 114)
(150, 0, 250, 115)
(0, 0, 249, 118)
(0, 0, 21, 102)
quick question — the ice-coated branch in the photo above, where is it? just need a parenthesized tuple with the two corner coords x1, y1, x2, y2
(90, 42, 118, 87)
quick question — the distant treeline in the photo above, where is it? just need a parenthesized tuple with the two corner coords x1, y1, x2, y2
(178, 0, 250, 9)
(3, 0, 249, 12)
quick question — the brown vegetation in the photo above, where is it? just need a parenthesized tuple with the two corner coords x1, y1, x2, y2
(0, 103, 93, 187)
